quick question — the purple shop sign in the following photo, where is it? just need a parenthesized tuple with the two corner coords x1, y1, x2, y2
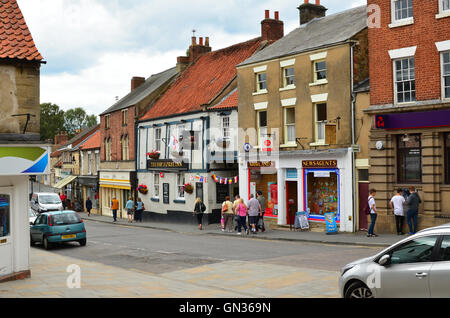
(375, 109, 450, 130)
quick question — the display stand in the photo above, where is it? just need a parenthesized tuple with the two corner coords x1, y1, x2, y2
(295, 211, 310, 231)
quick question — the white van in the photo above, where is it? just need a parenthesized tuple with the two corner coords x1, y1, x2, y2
(31, 193, 63, 214)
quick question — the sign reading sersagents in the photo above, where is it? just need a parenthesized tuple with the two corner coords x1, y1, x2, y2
(302, 160, 338, 169)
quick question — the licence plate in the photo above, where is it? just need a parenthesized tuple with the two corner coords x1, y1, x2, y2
(61, 234, 76, 240)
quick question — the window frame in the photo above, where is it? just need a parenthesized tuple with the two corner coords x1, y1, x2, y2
(153, 173, 160, 198)
(393, 56, 416, 105)
(439, 0, 450, 14)
(314, 103, 327, 144)
(441, 51, 450, 100)
(222, 116, 230, 140)
(122, 109, 128, 126)
(105, 115, 110, 130)
(257, 110, 268, 147)
(176, 173, 185, 200)
(284, 107, 296, 144)
(391, 0, 414, 24)
(397, 134, 422, 184)
(121, 135, 129, 161)
(255, 72, 267, 93)
(283, 67, 295, 88)
(154, 128, 162, 152)
(313, 60, 327, 83)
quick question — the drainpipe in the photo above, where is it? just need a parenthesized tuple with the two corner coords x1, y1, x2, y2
(350, 42, 357, 233)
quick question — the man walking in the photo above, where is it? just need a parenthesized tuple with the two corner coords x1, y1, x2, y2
(111, 197, 119, 222)
(406, 186, 421, 234)
(85, 197, 92, 217)
(256, 191, 266, 232)
(367, 189, 378, 237)
(390, 189, 406, 235)
(247, 194, 261, 234)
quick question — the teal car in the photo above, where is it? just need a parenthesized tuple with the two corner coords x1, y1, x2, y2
(30, 211, 87, 250)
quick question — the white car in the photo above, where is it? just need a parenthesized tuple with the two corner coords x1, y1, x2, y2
(339, 223, 450, 298)
(29, 208, 37, 225)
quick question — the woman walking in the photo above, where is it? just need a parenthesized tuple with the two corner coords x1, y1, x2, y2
(193, 198, 206, 230)
(221, 196, 234, 233)
(235, 198, 248, 235)
(135, 198, 145, 223)
(126, 197, 134, 223)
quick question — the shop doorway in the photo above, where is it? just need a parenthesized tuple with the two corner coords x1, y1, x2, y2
(0, 189, 13, 277)
(358, 183, 369, 231)
(286, 181, 298, 225)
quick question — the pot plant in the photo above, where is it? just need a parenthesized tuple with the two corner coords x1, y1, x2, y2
(183, 183, 194, 194)
(137, 184, 148, 195)
(147, 150, 160, 160)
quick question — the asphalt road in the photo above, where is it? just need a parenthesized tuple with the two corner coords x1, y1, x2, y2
(41, 220, 382, 275)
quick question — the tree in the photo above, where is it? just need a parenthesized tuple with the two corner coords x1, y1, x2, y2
(63, 108, 98, 138)
(40, 103, 65, 141)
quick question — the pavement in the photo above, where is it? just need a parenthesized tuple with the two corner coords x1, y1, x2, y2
(79, 212, 403, 248)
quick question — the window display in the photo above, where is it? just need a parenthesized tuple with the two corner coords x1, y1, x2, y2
(306, 170, 339, 217)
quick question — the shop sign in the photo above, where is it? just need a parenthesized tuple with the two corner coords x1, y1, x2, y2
(248, 161, 273, 168)
(375, 109, 450, 130)
(0, 145, 50, 176)
(325, 212, 338, 235)
(147, 159, 188, 171)
(302, 160, 337, 169)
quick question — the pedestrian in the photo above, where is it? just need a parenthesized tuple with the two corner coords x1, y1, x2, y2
(367, 189, 378, 237)
(135, 198, 145, 223)
(193, 198, 206, 230)
(390, 188, 406, 235)
(256, 191, 266, 232)
(406, 186, 422, 235)
(111, 197, 119, 222)
(126, 197, 134, 223)
(247, 194, 261, 234)
(85, 197, 92, 217)
(233, 195, 240, 231)
(221, 196, 234, 233)
(235, 198, 248, 235)
(60, 192, 67, 210)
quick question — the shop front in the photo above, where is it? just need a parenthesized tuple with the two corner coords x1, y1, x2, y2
(248, 161, 278, 218)
(0, 144, 50, 281)
(78, 176, 99, 214)
(99, 171, 133, 219)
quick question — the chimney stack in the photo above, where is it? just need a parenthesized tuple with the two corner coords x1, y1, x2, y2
(188, 34, 211, 63)
(131, 76, 145, 91)
(54, 131, 68, 146)
(298, 0, 327, 25)
(261, 10, 284, 42)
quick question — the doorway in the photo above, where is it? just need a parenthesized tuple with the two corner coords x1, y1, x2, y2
(286, 181, 298, 225)
(0, 189, 13, 277)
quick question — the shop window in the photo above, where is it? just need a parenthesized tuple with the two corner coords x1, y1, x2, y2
(283, 67, 295, 87)
(257, 111, 268, 146)
(256, 72, 267, 92)
(358, 169, 369, 182)
(315, 103, 327, 143)
(445, 133, 450, 184)
(306, 170, 339, 217)
(0, 195, 10, 237)
(284, 108, 296, 143)
(314, 60, 327, 82)
(154, 173, 160, 197)
(442, 51, 450, 99)
(394, 57, 416, 104)
(123, 190, 131, 209)
(397, 134, 422, 183)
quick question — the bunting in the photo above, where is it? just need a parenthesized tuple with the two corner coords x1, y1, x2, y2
(211, 174, 239, 184)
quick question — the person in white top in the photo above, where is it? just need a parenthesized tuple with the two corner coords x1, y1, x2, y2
(390, 188, 406, 235)
(367, 189, 378, 237)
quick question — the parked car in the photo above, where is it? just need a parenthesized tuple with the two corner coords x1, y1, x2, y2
(339, 223, 450, 298)
(31, 192, 63, 214)
(30, 211, 86, 250)
(29, 208, 37, 225)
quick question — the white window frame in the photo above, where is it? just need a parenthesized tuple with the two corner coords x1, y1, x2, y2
(390, 0, 414, 28)
(154, 127, 162, 152)
(222, 116, 230, 140)
(437, 0, 450, 19)
(257, 110, 268, 147)
(282, 67, 295, 89)
(176, 173, 185, 200)
(121, 135, 129, 161)
(95, 151, 100, 172)
(284, 107, 296, 145)
(442, 51, 450, 100)
(255, 72, 267, 93)
(313, 60, 327, 84)
(87, 152, 92, 175)
(314, 103, 327, 145)
(393, 56, 416, 104)
(153, 173, 160, 198)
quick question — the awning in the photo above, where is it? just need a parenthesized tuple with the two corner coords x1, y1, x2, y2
(53, 175, 77, 189)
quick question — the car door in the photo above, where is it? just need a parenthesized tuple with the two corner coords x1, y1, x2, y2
(33, 215, 47, 243)
(376, 235, 439, 298)
(430, 235, 450, 298)
(30, 214, 42, 241)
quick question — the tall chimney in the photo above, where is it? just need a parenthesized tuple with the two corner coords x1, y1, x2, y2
(298, 0, 327, 25)
(188, 35, 211, 63)
(131, 77, 145, 91)
(54, 131, 68, 146)
(261, 10, 284, 42)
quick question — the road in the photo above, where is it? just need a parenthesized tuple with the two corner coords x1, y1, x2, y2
(30, 220, 383, 297)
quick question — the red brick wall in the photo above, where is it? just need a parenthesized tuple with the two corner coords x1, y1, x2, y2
(100, 106, 136, 161)
(368, 0, 450, 105)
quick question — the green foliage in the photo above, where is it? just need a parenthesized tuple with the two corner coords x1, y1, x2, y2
(40, 104, 98, 141)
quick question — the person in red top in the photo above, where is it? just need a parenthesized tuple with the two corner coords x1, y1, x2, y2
(60, 192, 67, 209)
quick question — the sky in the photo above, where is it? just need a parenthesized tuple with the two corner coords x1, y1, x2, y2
(17, 0, 366, 117)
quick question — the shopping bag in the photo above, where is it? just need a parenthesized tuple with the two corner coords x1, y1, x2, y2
(220, 216, 225, 229)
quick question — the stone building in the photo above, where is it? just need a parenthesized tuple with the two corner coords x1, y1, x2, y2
(366, 0, 450, 233)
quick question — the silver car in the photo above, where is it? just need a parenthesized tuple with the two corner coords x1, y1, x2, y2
(339, 224, 450, 298)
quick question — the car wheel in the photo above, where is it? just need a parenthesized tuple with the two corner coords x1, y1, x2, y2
(79, 238, 87, 246)
(345, 281, 374, 299)
(43, 236, 52, 250)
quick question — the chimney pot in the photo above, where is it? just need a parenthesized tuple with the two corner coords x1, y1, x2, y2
(265, 10, 270, 19)
(275, 11, 279, 20)
(205, 37, 210, 47)
(298, 1, 327, 25)
(315, 0, 320, 5)
(191, 36, 197, 46)
(261, 9, 284, 42)
(199, 37, 204, 46)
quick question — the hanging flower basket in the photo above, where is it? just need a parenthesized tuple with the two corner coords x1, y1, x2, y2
(137, 184, 148, 195)
(183, 183, 194, 194)
(147, 150, 160, 160)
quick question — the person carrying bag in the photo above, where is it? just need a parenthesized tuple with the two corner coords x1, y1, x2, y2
(194, 198, 206, 230)
(221, 196, 234, 233)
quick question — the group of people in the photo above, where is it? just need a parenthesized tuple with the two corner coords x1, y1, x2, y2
(367, 186, 422, 237)
(109, 197, 145, 223)
(192, 191, 267, 235)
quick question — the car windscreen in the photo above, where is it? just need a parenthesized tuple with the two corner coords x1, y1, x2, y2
(39, 195, 61, 204)
(52, 213, 82, 225)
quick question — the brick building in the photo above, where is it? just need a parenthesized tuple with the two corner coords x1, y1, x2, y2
(366, 0, 450, 233)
